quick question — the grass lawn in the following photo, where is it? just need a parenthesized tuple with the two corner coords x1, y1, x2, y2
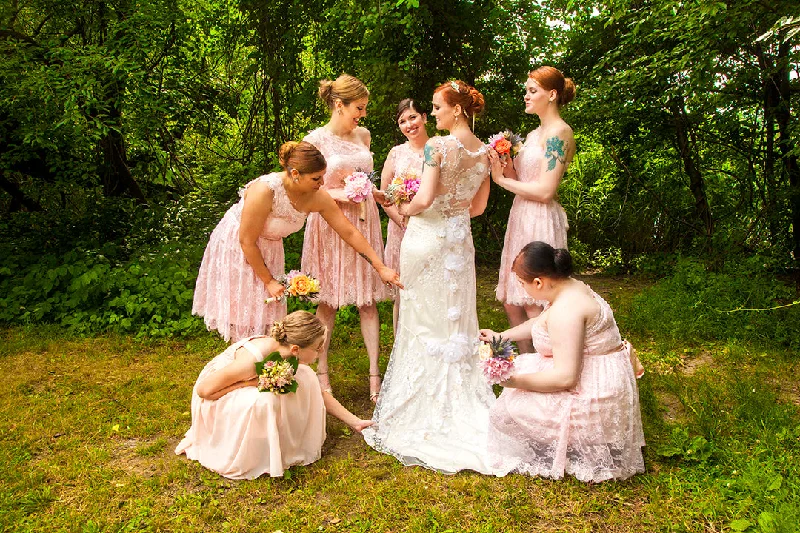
(1, 268, 798, 532)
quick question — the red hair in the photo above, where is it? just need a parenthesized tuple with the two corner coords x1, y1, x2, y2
(528, 66, 576, 107)
(433, 80, 485, 118)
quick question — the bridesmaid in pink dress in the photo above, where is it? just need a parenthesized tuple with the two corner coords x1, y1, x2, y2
(479, 242, 645, 482)
(489, 66, 576, 353)
(176, 311, 374, 480)
(193, 141, 401, 342)
(302, 74, 390, 401)
(379, 98, 428, 332)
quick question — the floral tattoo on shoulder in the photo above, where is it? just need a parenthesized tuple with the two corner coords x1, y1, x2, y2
(423, 143, 439, 167)
(545, 136, 567, 172)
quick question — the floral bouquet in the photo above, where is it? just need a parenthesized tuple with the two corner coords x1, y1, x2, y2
(487, 130, 524, 159)
(265, 271, 320, 304)
(344, 169, 378, 220)
(384, 169, 421, 206)
(256, 352, 299, 394)
(478, 335, 517, 385)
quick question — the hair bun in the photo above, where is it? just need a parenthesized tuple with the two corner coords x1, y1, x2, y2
(278, 141, 298, 168)
(467, 87, 485, 116)
(270, 321, 288, 343)
(553, 248, 574, 277)
(318, 79, 334, 108)
(560, 78, 576, 106)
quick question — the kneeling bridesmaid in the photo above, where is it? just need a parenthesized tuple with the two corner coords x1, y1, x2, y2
(480, 242, 645, 482)
(176, 311, 373, 479)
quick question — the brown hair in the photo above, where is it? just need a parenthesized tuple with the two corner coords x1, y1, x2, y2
(528, 66, 576, 107)
(318, 74, 369, 110)
(278, 141, 326, 175)
(512, 241, 574, 282)
(433, 80, 485, 119)
(395, 98, 427, 122)
(270, 310, 326, 348)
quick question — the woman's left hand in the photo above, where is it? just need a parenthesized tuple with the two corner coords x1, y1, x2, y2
(372, 188, 392, 207)
(487, 150, 505, 185)
(351, 419, 375, 433)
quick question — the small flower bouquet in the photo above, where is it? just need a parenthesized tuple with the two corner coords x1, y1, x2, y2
(265, 271, 320, 304)
(487, 130, 524, 159)
(478, 335, 517, 385)
(385, 169, 421, 206)
(256, 352, 299, 394)
(344, 169, 378, 220)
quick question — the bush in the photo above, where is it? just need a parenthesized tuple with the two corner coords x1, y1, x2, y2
(627, 257, 800, 348)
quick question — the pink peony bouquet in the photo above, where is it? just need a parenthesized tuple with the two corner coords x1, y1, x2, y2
(265, 271, 320, 304)
(478, 335, 517, 385)
(487, 130, 524, 159)
(344, 169, 377, 220)
(385, 169, 421, 206)
(256, 352, 299, 394)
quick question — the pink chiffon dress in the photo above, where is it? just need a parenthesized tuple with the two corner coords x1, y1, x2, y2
(176, 336, 326, 479)
(301, 127, 388, 307)
(192, 173, 308, 342)
(496, 128, 569, 307)
(488, 289, 645, 482)
(383, 142, 424, 276)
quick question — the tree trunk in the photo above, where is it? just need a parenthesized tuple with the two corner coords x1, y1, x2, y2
(669, 96, 714, 243)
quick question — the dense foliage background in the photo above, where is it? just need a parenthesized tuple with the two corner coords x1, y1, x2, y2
(1, 0, 798, 337)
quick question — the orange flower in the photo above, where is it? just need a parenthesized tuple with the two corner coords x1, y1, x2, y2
(494, 139, 512, 155)
(289, 275, 312, 296)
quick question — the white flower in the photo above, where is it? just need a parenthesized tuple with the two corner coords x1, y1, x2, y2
(444, 253, 466, 272)
(449, 281, 459, 293)
(447, 306, 461, 321)
(445, 218, 468, 243)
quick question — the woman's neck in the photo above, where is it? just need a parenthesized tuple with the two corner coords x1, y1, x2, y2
(325, 116, 356, 138)
(537, 106, 562, 129)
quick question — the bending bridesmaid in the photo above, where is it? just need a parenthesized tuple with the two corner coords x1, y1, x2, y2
(379, 98, 428, 332)
(176, 311, 374, 480)
(193, 140, 401, 342)
(479, 242, 645, 482)
(490, 66, 575, 353)
(302, 74, 388, 401)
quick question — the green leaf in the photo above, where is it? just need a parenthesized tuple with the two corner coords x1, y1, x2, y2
(729, 519, 751, 532)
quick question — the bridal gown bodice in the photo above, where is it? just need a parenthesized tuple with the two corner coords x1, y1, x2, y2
(363, 135, 496, 474)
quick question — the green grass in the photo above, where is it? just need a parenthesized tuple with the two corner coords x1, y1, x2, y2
(1, 269, 798, 532)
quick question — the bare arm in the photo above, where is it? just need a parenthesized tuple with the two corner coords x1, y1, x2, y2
(491, 130, 573, 203)
(479, 315, 539, 344)
(379, 148, 406, 227)
(238, 182, 285, 298)
(469, 175, 491, 217)
(315, 192, 404, 288)
(399, 140, 441, 217)
(196, 348, 258, 400)
(504, 305, 586, 392)
(322, 391, 374, 432)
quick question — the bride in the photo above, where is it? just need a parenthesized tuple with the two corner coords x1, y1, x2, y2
(363, 80, 494, 474)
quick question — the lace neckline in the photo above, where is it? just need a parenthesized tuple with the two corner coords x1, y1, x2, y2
(446, 135, 487, 156)
(319, 126, 369, 151)
(266, 174, 310, 216)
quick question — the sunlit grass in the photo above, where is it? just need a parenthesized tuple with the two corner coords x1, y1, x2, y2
(1, 271, 798, 532)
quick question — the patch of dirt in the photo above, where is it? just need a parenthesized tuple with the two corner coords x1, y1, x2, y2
(680, 351, 714, 376)
(109, 437, 173, 478)
(654, 390, 685, 423)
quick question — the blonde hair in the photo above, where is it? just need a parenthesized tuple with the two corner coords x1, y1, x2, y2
(318, 74, 369, 110)
(278, 141, 326, 175)
(434, 80, 485, 120)
(528, 66, 576, 107)
(270, 311, 326, 348)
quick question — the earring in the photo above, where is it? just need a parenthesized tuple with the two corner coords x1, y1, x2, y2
(338, 108, 343, 115)
(454, 114, 459, 123)
(293, 178, 299, 183)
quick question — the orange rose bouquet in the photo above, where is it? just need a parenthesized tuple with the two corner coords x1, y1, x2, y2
(488, 130, 524, 158)
(265, 271, 321, 303)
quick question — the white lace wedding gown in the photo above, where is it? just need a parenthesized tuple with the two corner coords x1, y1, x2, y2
(363, 135, 496, 474)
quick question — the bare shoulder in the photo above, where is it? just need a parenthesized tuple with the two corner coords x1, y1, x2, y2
(355, 126, 371, 147)
(243, 179, 275, 202)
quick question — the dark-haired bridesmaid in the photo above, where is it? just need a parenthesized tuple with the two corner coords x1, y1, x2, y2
(479, 242, 645, 482)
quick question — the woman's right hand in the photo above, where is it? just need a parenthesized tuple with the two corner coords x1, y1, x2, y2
(351, 419, 375, 433)
(378, 265, 404, 290)
(478, 329, 498, 342)
(487, 150, 505, 185)
(266, 279, 285, 300)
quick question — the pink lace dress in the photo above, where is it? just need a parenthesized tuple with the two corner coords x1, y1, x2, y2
(488, 289, 645, 482)
(301, 127, 388, 307)
(192, 174, 308, 342)
(383, 143, 424, 275)
(496, 128, 569, 306)
(175, 337, 326, 479)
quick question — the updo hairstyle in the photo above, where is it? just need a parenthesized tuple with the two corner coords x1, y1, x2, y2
(395, 98, 427, 122)
(318, 74, 369, 110)
(433, 80, 485, 120)
(528, 66, 576, 107)
(270, 310, 326, 348)
(278, 141, 326, 175)
(512, 241, 574, 282)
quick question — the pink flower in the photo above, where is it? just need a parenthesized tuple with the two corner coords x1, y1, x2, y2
(344, 171, 374, 203)
(481, 357, 515, 385)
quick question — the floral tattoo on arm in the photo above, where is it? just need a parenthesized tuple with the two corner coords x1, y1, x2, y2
(545, 136, 567, 172)
(423, 143, 439, 168)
